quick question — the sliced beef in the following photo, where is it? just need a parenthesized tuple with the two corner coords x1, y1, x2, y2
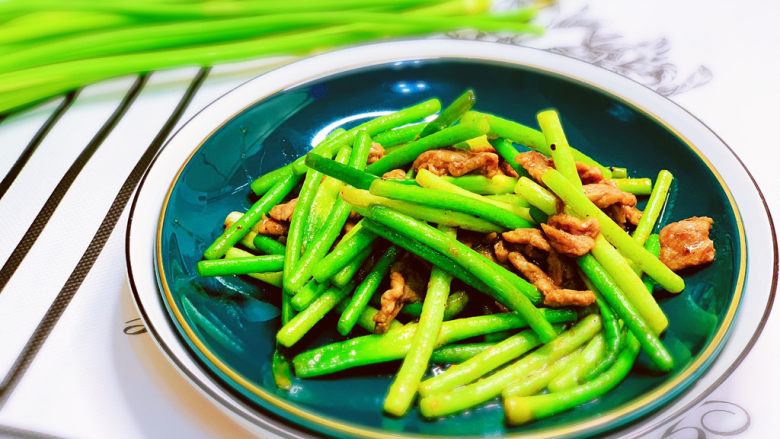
(546, 251, 579, 288)
(494, 239, 510, 263)
(515, 151, 553, 182)
(576, 162, 605, 184)
(607, 204, 643, 228)
(543, 289, 597, 307)
(541, 213, 600, 257)
(382, 169, 407, 180)
(500, 160, 519, 178)
(515, 151, 602, 185)
(583, 183, 637, 209)
(507, 252, 558, 294)
(507, 252, 595, 307)
(256, 214, 287, 235)
(373, 258, 426, 333)
(268, 198, 297, 222)
(502, 228, 551, 252)
(368, 142, 384, 165)
(414, 148, 501, 178)
(659, 216, 715, 271)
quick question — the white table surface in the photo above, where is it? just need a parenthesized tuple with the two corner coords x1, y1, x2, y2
(0, 1, 777, 438)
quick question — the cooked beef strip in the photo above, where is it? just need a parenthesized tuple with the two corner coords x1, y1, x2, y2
(256, 214, 287, 235)
(413, 148, 501, 178)
(543, 288, 597, 307)
(576, 162, 605, 184)
(659, 216, 715, 271)
(541, 213, 600, 257)
(583, 183, 637, 209)
(502, 228, 551, 252)
(382, 169, 407, 180)
(373, 256, 427, 333)
(515, 151, 552, 182)
(500, 160, 519, 178)
(507, 252, 595, 307)
(268, 197, 297, 222)
(607, 204, 643, 228)
(367, 142, 385, 165)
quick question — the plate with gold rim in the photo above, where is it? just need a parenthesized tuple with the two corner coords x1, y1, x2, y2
(126, 40, 776, 438)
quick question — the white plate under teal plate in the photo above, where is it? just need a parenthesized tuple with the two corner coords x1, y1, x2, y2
(126, 40, 776, 438)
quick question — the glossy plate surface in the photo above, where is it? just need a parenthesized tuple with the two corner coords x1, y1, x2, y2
(127, 40, 775, 439)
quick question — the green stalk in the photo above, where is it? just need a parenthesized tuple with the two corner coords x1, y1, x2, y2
(0, 10, 133, 46)
(252, 235, 286, 256)
(330, 244, 374, 288)
(223, 211, 260, 252)
(0, 0, 443, 19)
(610, 167, 628, 178)
(547, 333, 605, 391)
(577, 254, 673, 371)
(489, 138, 526, 177)
(418, 328, 551, 397)
(590, 236, 669, 334)
(362, 206, 554, 341)
(283, 149, 332, 294)
(277, 281, 356, 347)
(290, 280, 330, 311)
(337, 245, 399, 335)
(632, 170, 674, 245)
(292, 309, 577, 378)
(373, 123, 425, 147)
(505, 334, 640, 425)
(285, 133, 372, 293)
(1, 13, 542, 73)
(341, 186, 502, 233)
(417, 169, 532, 222)
(305, 139, 350, 244)
(538, 109, 581, 190)
(613, 178, 653, 195)
(484, 194, 531, 208)
(419, 89, 476, 137)
(430, 343, 494, 364)
(361, 219, 494, 295)
(418, 315, 602, 418)
(384, 227, 454, 416)
(365, 117, 490, 175)
(464, 110, 612, 178)
(203, 171, 300, 260)
(514, 177, 557, 216)
(224, 248, 282, 287)
(313, 221, 378, 283)
(197, 255, 284, 276)
(334, 300, 403, 334)
(542, 168, 684, 293)
(502, 349, 583, 397)
(400, 290, 469, 320)
(370, 179, 533, 229)
(441, 174, 518, 195)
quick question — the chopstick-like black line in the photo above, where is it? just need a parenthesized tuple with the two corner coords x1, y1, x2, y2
(0, 68, 209, 406)
(0, 91, 80, 201)
(0, 424, 66, 439)
(0, 75, 147, 293)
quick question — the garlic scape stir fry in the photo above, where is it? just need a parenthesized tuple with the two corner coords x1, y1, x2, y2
(197, 90, 716, 424)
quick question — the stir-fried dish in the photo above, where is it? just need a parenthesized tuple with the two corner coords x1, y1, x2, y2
(195, 90, 715, 424)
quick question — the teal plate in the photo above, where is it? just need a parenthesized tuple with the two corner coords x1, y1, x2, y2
(151, 43, 745, 438)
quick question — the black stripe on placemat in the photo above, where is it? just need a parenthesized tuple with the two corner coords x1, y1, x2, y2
(0, 91, 80, 200)
(0, 424, 66, 439)
(0, 68, 209, 405)
(0, 76, 147, 293)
